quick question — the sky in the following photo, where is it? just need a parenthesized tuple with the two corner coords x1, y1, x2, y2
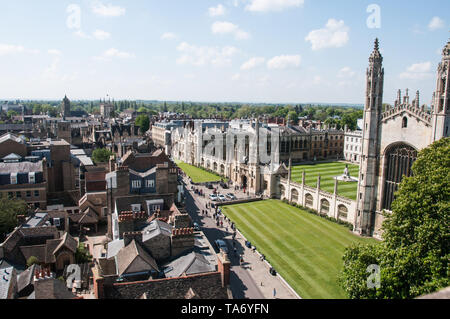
(0, 0, 449, 104)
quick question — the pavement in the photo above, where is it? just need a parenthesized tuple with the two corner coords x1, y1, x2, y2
(181, 176, 300, 299)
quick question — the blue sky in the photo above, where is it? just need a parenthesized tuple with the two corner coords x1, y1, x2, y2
(0, 0, 449, 104)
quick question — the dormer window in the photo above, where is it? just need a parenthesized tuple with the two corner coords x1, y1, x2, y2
(131, 204, 141, 212)
(29, 172, 35, 184)
(10, 173, 17, 185)
(131, 180, 141, 188)
(146, 179, 155, 188)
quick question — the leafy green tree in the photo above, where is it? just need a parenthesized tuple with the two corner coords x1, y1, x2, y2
(287, 111, 298, 124)
(27, 256, 39, 267)
(92, 148, 113, 164)
(75, 243, 92, 264)
(135, 114, 150, 133)
(339, 138, 450, 298)
(0, 197, 28, 241)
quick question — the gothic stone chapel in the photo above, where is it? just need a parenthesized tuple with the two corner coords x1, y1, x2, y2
(355, 38, 450, 238)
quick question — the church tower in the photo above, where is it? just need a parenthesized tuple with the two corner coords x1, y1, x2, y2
(355, 39, 384, 236)
(431, 39, 450, 142)
(62, 95, 71, 119)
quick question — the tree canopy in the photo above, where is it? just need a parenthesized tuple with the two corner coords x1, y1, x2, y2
(339, 137, 450, 298)
(0, 197, 28, 241)
(92, 148, 113, 164)
(135, 114, 150, 133)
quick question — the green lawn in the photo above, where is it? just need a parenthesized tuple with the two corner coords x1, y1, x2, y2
(222, 200, 374, 299)
(291, 162, 360, 200)
(175, 160, 223, 183)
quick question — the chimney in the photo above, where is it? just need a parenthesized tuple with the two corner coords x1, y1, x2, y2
(217, 250, 231, 287)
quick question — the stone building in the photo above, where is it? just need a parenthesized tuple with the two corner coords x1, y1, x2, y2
(355, 38, 450, 237)
(171, 118, 343, 196)
(0, 226, 77, 271)
(343, 129, 363, 163)
(0, 159, 48, 209)
(61, 95, 71, 119)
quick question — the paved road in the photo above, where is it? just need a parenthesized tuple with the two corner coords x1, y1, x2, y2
(182, 178, 265, 299)
(182, 177, 300, 299)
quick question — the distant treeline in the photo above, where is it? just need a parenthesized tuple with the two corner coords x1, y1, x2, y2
(10, 100, 365, 130)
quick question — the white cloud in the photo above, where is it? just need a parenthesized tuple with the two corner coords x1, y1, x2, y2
(338, 66, 355, 78)
(0, 44, 25, 56)
(93, 29, 111, 40)
(231, 73, 241, 80)
(305, 19, 349, 50)
(92, 1, 126, 17)
(73, 30, 91, 39)
(209, 4, 226, 17)
(0, 44, 40, 56)
(267, 55, 301, 69)
(399, 61, 433, 80)
(428, 17, 445, 31)
(176, 42, 239, 67)
(211, 21, 250, 40)
(245, 0, 304, 12)
(48, 49, 62, 56)
(95, 48, 135, 61)
(241, 57, 265, 70)
(161, 32, 177, 40)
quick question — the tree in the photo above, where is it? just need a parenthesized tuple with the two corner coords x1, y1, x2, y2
(27, 256, 39, 267)
(92, 148, 113, 164)
(0, 197, 28, 241)
(135, 114, 150, 133)
(339, 138, 450, 298)
(75, 243, 93, 264)
(287, 111, 298, 124)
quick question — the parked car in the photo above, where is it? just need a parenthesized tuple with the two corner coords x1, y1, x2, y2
(226, 193, 237, 200)
(214, 239, 228, 253)
(209, 194, 218, 201)
(220, 181, 228, 189)
(205, 183, 214, 189)
(218, 194, 226, 201)
(193, 222, 200, 231)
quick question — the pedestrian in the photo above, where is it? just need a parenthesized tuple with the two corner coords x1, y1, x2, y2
(273, 288, 276, 299)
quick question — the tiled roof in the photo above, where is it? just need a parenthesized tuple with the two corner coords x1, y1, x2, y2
(116, 240, 159, 276)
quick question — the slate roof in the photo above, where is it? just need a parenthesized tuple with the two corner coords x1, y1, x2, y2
(0, 267, 15, 299)
(17, 264, 37, 294)
(106, 239, 124, 259)
(31, 278, 77, 299)
(142, 220, 172, 242)
(162, 251, 216, 278)
(115, 240, 159, 276)
(0, 161, 43, 174)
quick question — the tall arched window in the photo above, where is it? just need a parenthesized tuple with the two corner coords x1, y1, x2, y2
(320, 199, 330, 215)
(383, 143, 417, 210)
(305, 194, 313, 208)
(402, 117, 408, 128)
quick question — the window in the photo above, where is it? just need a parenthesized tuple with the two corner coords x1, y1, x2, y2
(131, 204, 141, 212)
(29, 172, 35, 184)
(146, 179, 155, 188)
(8, 192, 13, 199)
(26, 191, 31, 197)
(402, 117, 408, 128)
(10, 173, 17, 185)
(132, 180, 141, 188)
(16, 191, 21, 198)
(34, 190, 39, 197)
